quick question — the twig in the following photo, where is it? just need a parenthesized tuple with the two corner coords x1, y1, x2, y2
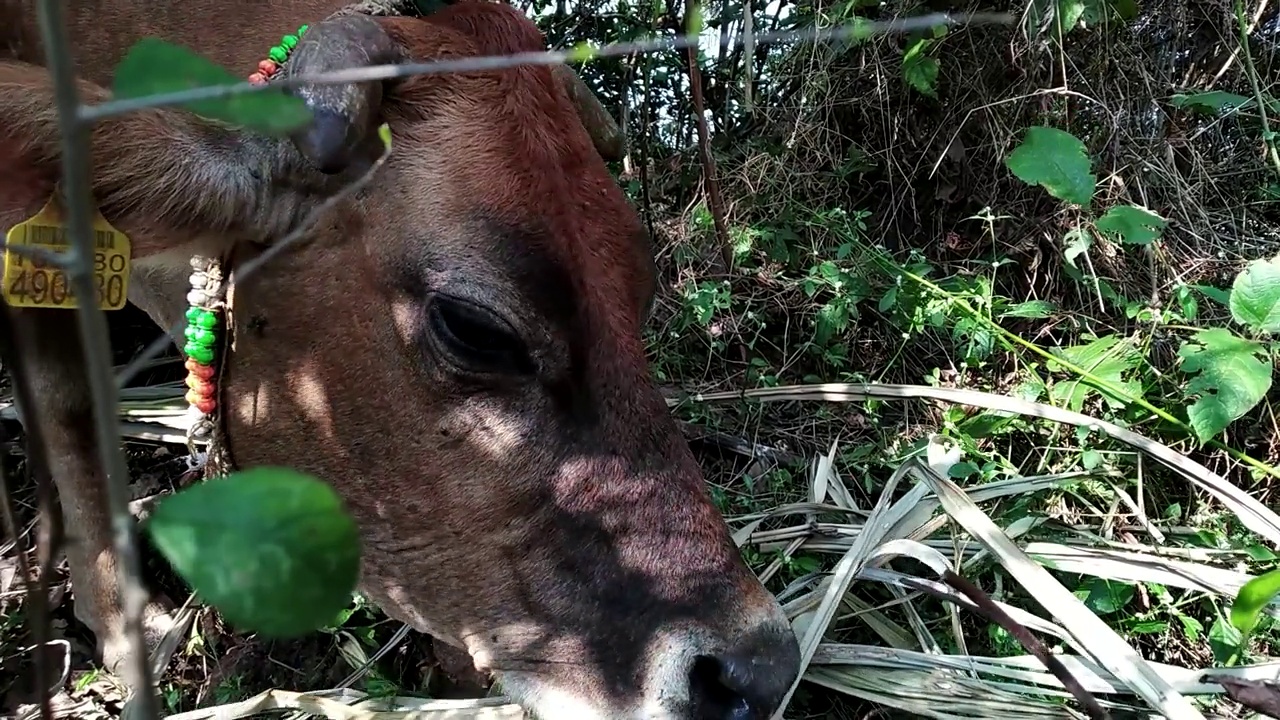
(33, 0, 160, 717)
(943, 570, 1111, 720)
(0, 308, 53, 720)
(680, 0, 734, 271)
(1234, 0, 1280, 178)
(78, 11, 1014, 122)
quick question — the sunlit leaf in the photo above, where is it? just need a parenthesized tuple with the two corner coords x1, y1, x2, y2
(113, 38, 311, 135)
(1005, 126, 1096, 206)
(1177, 327, 1272, 442)
(146, 467, 361, 637)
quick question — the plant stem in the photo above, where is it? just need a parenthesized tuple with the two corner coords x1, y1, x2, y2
(896, 262, 1280, 482)
(1235, 0, 1280, 178)
(34, 1, 160, 717)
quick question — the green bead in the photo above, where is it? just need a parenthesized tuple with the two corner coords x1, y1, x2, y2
(195, 311, 217, 329)
(185, 325, 216, 345)
(185, 344, 214, 364)
(282, 34, 298, 50)
(185, 305, 203, 322)
(298, 24, 309, 35)
(269, 45, 288, 63)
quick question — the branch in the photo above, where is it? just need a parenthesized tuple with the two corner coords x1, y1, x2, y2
(681, 0, 734, 271)
(943, 570, 1111, 720)
(34, 1, 159, 716)
(0, 308, 54, 720)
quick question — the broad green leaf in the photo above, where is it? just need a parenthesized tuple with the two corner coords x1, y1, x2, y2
(1057, 0, 1086, 30)
(1095, 204, 1166, 245)
(1005, 126, 1096, 206)
(1076, 578, 1134, 614)
(113, 38, 311, 135)
(1170, 91, 1252, 115)
(1177, 327, 1272, 442)
(146, 466, 361, 637)
(1229, 256, 1280, 334)
(902, 39, 938, 97)
(1231, 568, 1280, 637)
(1191, 283, 1232, 307)
(1208, 614, 1245, 664)
(1046, 334, 1142, 412)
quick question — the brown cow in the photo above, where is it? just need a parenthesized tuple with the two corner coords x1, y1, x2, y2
(0, 1, 801, 717)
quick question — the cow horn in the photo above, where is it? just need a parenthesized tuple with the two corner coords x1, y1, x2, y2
(282, 14, 406, 174)
(551, 64, 625, 162)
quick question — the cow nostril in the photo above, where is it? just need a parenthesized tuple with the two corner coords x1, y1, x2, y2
(688, 655, 754, 720)
(686, 624, 801, 720)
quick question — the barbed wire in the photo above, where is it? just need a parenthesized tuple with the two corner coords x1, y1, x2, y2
(81, 10, 1014, 122)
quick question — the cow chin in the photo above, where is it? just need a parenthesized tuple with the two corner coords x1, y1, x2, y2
(456, 623, 722, 720)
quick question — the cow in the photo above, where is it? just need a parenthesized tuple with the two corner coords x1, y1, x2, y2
(0, 0, 802, 717)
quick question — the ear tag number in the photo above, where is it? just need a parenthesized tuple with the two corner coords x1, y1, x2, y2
(2, 194, 132, 311)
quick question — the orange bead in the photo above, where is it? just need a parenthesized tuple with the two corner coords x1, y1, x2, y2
(248, 72, 267, 85)
(186, 362, 215, 380)
(258, 59, 278, 75)
(196, 398, 217, 414)
(185, 388, 202, 406)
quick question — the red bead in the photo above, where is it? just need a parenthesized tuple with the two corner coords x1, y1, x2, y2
(186, 361, 215, 380)
(258, 59, 278, 76)
(196, 398, 217, 414)
(248, 72, 267, 85)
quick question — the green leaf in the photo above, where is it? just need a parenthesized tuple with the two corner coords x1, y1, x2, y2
(999, 299, 1057, 319)
(113, 38, 311, 135)
(1057, 0, 1086, 30)
(685, 1, 705, 35)
(566, 41, 599, 63)
(1171, 91, 1253, 115)
(1177, 327, 1273, 442)
(1005, 126, 1096, 207)
(1208, 614, 1245, 664)
(902, 38, 938, 97)
(1095, 204, 1166, 245)
(1046, 334, 1142, 412)
(1229, 256, 1280, 334)
(1077, 578, 1134, 615)
(1191, 283, 1232, 307)
(1231, 568, 1280, 637)
(145, 467, 361, 637)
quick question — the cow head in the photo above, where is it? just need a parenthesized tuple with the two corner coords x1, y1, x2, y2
(14, 1, 801, 716)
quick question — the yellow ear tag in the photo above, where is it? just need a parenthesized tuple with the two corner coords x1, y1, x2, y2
(2, 194, 132, 311)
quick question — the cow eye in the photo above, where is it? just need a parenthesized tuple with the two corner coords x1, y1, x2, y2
(427, 295, 531, 375)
